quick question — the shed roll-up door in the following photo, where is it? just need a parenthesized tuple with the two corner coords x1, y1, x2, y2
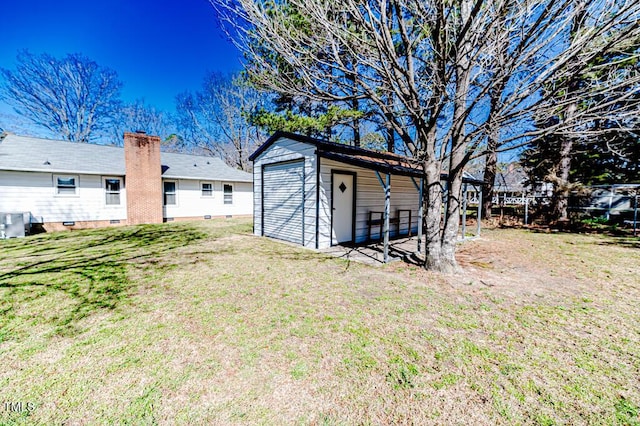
(262, 160, 305, 245)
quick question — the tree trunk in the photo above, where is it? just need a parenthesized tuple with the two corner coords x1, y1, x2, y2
(422, 159, 444, 271)
(441, 130, 467, 274)
(353, 117, 360, 147)
(482, 145, 497, 220)
(554, 135, 573, 220)
(387, 126, 394, 153)
(385, 93, 394, 153)
(439, 0, 473, 273)
(482, 91, 501, 220)
(352, 90, 360, 147)
(553, 102, 577, 221)
(552, 11, 584, 222)
(441, 170, 464, 273)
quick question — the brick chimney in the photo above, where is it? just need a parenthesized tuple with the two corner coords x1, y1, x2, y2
(124, 132, 163, 225)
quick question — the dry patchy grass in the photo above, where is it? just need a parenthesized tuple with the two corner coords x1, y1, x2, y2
(0, 220, 638, 425)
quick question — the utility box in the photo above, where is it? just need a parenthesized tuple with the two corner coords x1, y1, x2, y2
(0, 213, 27, 238)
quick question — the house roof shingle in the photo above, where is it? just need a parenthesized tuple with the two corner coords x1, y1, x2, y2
(0, 133, 252, 182)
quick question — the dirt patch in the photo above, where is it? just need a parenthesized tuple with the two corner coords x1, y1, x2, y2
(391, 228, 639, 304)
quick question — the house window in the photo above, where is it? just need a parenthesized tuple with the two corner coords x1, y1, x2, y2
(223, 184, 233, 205)
(104, 178, 121, 205)
(164, 181, 176, 205)
(201, 182, 213, 197)
(55, 175, 78, 195)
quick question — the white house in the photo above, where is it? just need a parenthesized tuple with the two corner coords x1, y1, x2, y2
(250, 132, 482, 250)
(574, 184, 640, 221)
(0, 132, 252, 234)
(465, 163, 533, 206)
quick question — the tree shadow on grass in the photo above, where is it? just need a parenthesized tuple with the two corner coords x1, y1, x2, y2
(0, 223, 207, 339)
(593, 236, 640, 249)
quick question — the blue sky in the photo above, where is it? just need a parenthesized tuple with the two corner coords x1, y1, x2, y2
(0, 0, 242, 116)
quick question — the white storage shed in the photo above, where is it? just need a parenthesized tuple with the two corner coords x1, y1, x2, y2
(250, 132, 483, 251)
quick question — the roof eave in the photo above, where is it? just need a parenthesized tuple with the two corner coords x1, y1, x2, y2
(249, 131, 415, 163)
(161, 174, 252, 182)
(0, 166, 125, 176)
(249, 131, 288, 161)
(319, 151, 422, 178)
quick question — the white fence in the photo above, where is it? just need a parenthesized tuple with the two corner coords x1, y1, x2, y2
(467, 194, 528, 205)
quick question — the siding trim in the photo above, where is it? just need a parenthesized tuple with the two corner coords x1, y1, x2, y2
(260, 165, 265, 236)
(315, 153, 321, 249)
(330, 169, 357, 246)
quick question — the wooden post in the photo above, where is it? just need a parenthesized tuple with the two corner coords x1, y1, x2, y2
(461, 183, 468, 240)
(383, 173, 391, 263)
(524, 197, 529, 225)
(375, 171, 392, 263)
(476, 188, 482, 236)
(606, 185, 614, 220)
(417, 178, 424, 253)
(443, 181, 449, 223)
(634, 194, 638, 237)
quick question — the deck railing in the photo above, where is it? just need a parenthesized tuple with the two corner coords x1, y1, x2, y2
(466, 194, 528, 205)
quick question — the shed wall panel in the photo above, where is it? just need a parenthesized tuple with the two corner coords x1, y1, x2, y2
(318, 159, 420, 248)
(262, 161, 304, 245)
(252, 138, 317, 248)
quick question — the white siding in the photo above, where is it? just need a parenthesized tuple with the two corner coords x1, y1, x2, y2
(262, 161, 305, 244)
(318, 158, 420, 248)
(163, 179, 253, 219)
(590, 189, 633, 212)
(0, 170, 127, 223)
(252, 138, 317, 248)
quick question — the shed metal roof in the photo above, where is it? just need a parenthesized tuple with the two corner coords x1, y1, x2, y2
(251, 131, 484, 185)
(0, 133, 252, 182)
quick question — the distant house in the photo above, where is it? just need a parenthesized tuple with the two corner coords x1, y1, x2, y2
(571, 184, 640, 221)
(0, 132, 252, 234)
(467, 163, 538, 206)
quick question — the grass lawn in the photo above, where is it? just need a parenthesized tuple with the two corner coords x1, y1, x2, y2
(0, 218, 639, 425)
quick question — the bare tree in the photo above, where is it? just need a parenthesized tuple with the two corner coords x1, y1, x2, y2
(110, 100, 173, 145)
(0, 110, 44, 138)
(0, 51, 122, 142)
(175, 73, 265, 171)
(214, 0, 640, 272)
(547, 15, 638, 220)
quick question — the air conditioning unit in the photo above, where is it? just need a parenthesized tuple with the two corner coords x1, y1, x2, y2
(0, 212, 29, 238)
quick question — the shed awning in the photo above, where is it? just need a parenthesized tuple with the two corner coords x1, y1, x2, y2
(251, 131, 485, 185)
(318, 150, 422, 178)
